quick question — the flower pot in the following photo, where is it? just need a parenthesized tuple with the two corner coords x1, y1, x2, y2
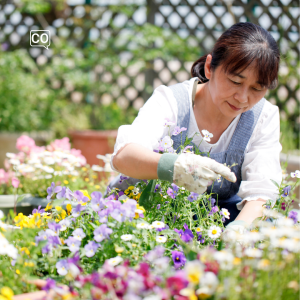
(0, 195, 33, 216)
(69, 130, 118, 167)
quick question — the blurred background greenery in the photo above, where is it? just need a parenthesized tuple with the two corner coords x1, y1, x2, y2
(0, 0, 299, 153)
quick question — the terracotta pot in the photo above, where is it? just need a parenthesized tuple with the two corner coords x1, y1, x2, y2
(69, 130, 118, 167)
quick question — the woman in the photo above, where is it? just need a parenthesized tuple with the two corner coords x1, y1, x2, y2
(108, 22, 282, 231)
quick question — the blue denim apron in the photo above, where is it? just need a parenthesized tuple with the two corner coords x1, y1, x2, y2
(108, 78, 265, 225)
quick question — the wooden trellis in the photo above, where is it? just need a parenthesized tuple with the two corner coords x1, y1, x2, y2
(0, 0, 299, 130)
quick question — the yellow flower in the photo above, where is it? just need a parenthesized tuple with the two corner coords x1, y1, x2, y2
(16, 269, 20, 275)
(85, 178, 90, 182)
(196, 227, 203, 233)
(185, 261, 204, 284)
(66, 204, 72, 215)
(45, 202, 53, 211)
(20, 247, 30, 256)
(92, 175, 97, 179)
(82, 167, 87, 171)
(0, 287, 13, 300)
(115, 246, 124, 253)
(55, 206, 62, 211)
(95, 185, 100, 189)
(233, 257, 241, 265)
(80, 190, 91, 200)
(24, 262, 35, 267)
(63, 180, 69, 185)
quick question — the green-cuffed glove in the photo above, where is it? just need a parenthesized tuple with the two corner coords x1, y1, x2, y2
(157, 152, 237, 194)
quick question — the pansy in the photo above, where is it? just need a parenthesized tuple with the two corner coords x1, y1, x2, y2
(56, 259, 69, 276)
(164, 118, 175, 127)
(65, 237, 81, 252)
(171, 251, 186, 269)
(188, 192, 199, 202)
(282, 185, 291, 197)
(207, 225, 222, 240)
(84, 241, 99, 257)
(159, 136, 173, 150)
(94, 224, 113, 242)
(201, 129, 213, 142)
(72, 228, 86, 241)
(167, 187, 177, 199)
(290, 170, 300, 178)
(72, 204, 85, 218)
(59, 219, 71, 231)
(47, 182, 62, 200)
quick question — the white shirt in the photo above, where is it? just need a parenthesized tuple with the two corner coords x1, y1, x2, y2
(111, 77, 282, 210)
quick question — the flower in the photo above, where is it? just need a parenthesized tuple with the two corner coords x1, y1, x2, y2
(56, 260, 69, 276)
(159, 136, 173, 150)
(172, 251, 186, 269)
(107, 256, 123, 266)
(151, 221, 166, 229)
(172, 126, 187, 136)
(121, 234, 133, 241)
(47, 182, 62, 200)
(0, 287, 14, 300)
(94, 224, 113, 242)
(290, 170, 300, 178)
(154, 184, 162, 193)
(201, 130, 213, 142)
(167, 187, 177, 199)
(156, 236, 167, 243)
(188, 192, 199, 202)
(16, 135, 36, 153)
(84, 241, 99, 257)
(184, 260, 204, 284)
(164, 118, 175, 127)
(137, 222, 149, 229)
(282, 185, 291, 197)
(72, 228, 86, 241)
(11, 177, 19, 188)
(196, 271, 219, 297)
(59, 219, 71, 231)
(207, 225, 222, 240)
(208, 205, 219, 216)
(220, 208, 230, 219)
(72, 204, 85, 217)
(65, 237, 81, 252)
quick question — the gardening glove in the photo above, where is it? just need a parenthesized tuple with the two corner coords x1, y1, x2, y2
(157, 152, 236, 194)
(222, 220, 249, 246)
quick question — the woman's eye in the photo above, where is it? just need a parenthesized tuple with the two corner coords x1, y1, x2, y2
(230, 80, 240, 85)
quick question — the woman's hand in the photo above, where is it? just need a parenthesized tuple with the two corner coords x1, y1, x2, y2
(157, 152, 236, 194)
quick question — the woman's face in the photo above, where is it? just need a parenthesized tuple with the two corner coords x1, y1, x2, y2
(205, 54, 268, 118)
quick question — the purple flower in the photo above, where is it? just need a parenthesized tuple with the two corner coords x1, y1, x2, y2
(208, 205, 219, 216)
(47, 182, 62, 200)
(197, 232, 205, 243)
(282, 185, 291, 197)
(183, 145, 193, 153)
(208, 197, 216, 206)
(56, 259, 69, 276)
(111, 208, 126, 222)
(91, 192, 105, 212)
(48, 236, 61, 247)
(98, 209, 109, 223)
(59, 219, 71, 231)
(106, 200, 122, 214)
(182, 223, 194, 242)
(35, 229, 55, 244)
(65, 237, 81, 252)
(171, 251, 186, 269)
(188, 192, 199, 202)
(56, 186, 73, 200)
(288, 211, 298, 224)
(167, 188, 177, 199)
(144, 245, 165, 262)
(72, 228, 86, 241)
(171, 183, 179, 192)
(84, 241, 99, 257)
(119, 175, 129, 184)
(172, 126, 187, 136)
(48, 222, 61, 235)
(154, 184, 162, 193)
(174, 228, 184, 238)
(32, 205, 45, 214)
(157, 204, 161, 209)
(74, 190, 89, 203)
(93, 224, 113, 242)
(72, 204, 85, 217)
(42, 278, 56, 291)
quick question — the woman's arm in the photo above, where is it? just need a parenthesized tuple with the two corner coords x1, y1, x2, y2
(235, 198, 267, 225)
(113, 143, 162, 179)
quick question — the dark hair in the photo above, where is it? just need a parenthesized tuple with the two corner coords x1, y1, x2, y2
(191, 22, 280, 89)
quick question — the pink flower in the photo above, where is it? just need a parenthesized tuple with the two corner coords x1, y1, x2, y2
(47, 137, 71, 152)
(16, 135, 36, 154)
(70, 149, 86, 166)
(0, 169, 9, 184)
(11, 177, 20, 188)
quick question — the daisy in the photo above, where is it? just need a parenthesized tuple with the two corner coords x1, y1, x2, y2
(137, 222, 149, 229)
(151, 221, 166, 229)
(221, 208, 230, 219)
(121, 234, 133, 241)
(201, 130, 213, 142)
(207, 225, 222, 240)
(107, 256, 123, 267)
(156, 236, 167, 243)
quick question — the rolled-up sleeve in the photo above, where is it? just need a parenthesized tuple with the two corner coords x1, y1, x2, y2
(236, 103, 282, 210)
(110, 85, 178, 172)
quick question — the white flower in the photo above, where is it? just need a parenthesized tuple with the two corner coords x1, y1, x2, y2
(121, 234, 133, 241)
(43, 166, 54, 173)
(6, 152, 16, 158)
(290, 170, 300, 178)
(221, 208, 230, 219)
(92, 165, 103, 172)
(9, 159, 20, 165)
(197, 271, 219, 295)
(151, 221, 165, 229)
(201, 130, 213, 142)
(132, 187, 140, 196)
(160, 136, 173, 150)
(244, 247, 262, 258)
(0, 210, 4, 220)
(213, 250, 234, 270)
(216, 174, 222, 183)
(137, 222, 149, 229)
(44, 157, 55, 165)
(207, 225, 222, 240)
(156, 236, 167, 243)
(107, 256, 123, 266)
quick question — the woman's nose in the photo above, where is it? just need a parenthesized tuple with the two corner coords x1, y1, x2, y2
(234, 87, 248, 103)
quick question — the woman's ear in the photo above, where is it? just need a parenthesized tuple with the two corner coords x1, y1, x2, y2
(204, 54, 213, 79)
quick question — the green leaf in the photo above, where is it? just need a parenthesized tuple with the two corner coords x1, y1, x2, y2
(139, 179, 156, 211)
(270, 179, 279, 188)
